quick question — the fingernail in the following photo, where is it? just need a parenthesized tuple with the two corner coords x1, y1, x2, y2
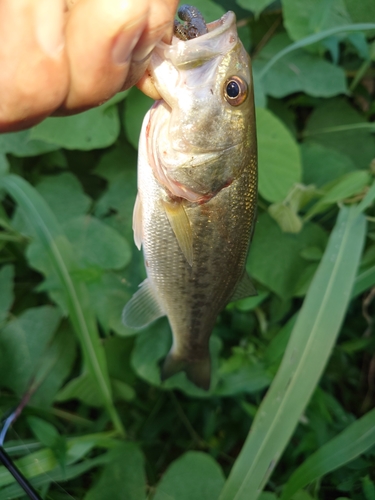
(112, 24, 144, 65)
(35, 0, 65, 58)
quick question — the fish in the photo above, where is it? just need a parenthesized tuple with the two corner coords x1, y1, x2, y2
(123, 7, 258, 391)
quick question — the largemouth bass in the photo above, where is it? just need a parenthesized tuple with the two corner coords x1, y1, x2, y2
(123, 7, 257, 390)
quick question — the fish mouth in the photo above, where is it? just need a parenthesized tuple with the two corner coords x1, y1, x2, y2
(156, 11, 237, 69)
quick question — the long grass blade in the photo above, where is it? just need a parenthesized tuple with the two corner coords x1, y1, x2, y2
(281, 407, 375, 499)
(259, 24, 375, 79)
(219, 206, 366, 500)
(0, 174, 124, 436)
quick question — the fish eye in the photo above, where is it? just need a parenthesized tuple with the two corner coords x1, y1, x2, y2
(224, 76, 248, 106)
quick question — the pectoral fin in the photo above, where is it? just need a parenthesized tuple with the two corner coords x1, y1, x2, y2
(230, 271, 257, 302)
(162, 200, 193, 266)
(133, 193, 143, 250)
(122, 279, 165, 329)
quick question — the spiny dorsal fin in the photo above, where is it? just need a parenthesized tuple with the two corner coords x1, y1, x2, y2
(122, 279, 165, 329)
(162, 199, 193, 266)
(132, 193, 143, 250)
(230, 271, 257, 302)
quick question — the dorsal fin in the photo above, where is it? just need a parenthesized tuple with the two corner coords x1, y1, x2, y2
(122, 279, 165, 329)
(162, 199, 193, 266)
(230, 271, 257, 302)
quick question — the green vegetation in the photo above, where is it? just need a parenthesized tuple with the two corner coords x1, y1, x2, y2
(1, 0, 375, 498)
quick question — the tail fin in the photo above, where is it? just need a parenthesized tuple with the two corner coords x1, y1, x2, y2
(161, 351, 211, 391)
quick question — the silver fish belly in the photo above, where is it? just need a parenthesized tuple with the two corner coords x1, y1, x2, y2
(123, 10, 258, 390)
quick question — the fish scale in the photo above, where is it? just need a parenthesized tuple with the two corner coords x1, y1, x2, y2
(123, 9, 257, 390)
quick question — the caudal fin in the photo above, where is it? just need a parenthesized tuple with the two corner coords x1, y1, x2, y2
(161, 351, 211, 391)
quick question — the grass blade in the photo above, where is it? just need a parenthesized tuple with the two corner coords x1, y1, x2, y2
(259, 24, 375, 79)
(0, 174, 124, 436)
(281, 407, 375, 499)
(219, 206, 366, 500)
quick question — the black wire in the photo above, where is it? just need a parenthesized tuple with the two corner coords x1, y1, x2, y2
(0, 446, 42, 500)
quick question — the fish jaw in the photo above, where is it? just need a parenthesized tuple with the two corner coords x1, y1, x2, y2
(149, 11, 253, 154)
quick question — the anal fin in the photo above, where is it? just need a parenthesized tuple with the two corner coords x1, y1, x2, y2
(230, 271, 257, 302)
(162, 199, 193, 266)
(122, 279, 165, 329)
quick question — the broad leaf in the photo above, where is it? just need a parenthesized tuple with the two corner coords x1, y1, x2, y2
(236, 0, 275, 18)
(304, 98, 375, 169)
(257, 108, 302, 203)
(0, 174, 124, 435)
(301, 143, 356, 187)
(29, 104, 120, 150)
(0, 306, 61, 396)
(153, 451, 225, 500)
(85, 443, 146, 500)
(0, 264, 14, 326)
(247, 213, 327, 297)
(36, 173, 92, 224)
(254, 34, 347, 98)
(282, 0, 352, 43)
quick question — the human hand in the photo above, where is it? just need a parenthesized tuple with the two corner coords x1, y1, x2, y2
(0, 0, 178, 132)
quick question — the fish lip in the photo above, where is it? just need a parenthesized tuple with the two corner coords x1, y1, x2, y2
(154, 11, 237, 66)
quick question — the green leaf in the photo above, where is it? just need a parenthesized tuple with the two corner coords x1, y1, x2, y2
(57, 372, 105, 407)
(0, 174, 124, 435)
(153, 451, 225, 500)
(254, 33, 347, 98)
(268, 204, 303, 234)
(29, 104, 120, 150)
(0, 306, 61, 396)
(30, 322, 77, 408)
(257, 108, 302, 202)
(305, 170, 370, 219)
(215, 364, 272, 396)
(281, 407, 375, 499)
(179, 0, 225, 21)
(36, 173, 92, 224)
(123, 87, 154, 149)
(0, 130, 59, 157)
(87, 272, 135, 336)
(253, 74, 267, 110)
(84, 443, 146, 500)
(0, 432, 115, 493)
(0, 264, 14, 326)
(301, 143, 356, 187)
(248, 212, 327, 298)
(63, 215, 131, 271)
(362, 476, 375, 500)
(344, 0, 375, 24)
(236, 0, 275, 18)
(259, 23, 375, 78)
(282, 0, 352, 43)
(304, 98, 375, 169)
(0, 153, 9, 177)
(27, 416, 67, 471)
(220, 206, 366, 500)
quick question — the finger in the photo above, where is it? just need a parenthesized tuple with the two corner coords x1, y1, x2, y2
(122, 0, 178, 90)
(135, 0, 178, 98)
(61, 0, 150, 112)
(0, 0, 68, 131)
